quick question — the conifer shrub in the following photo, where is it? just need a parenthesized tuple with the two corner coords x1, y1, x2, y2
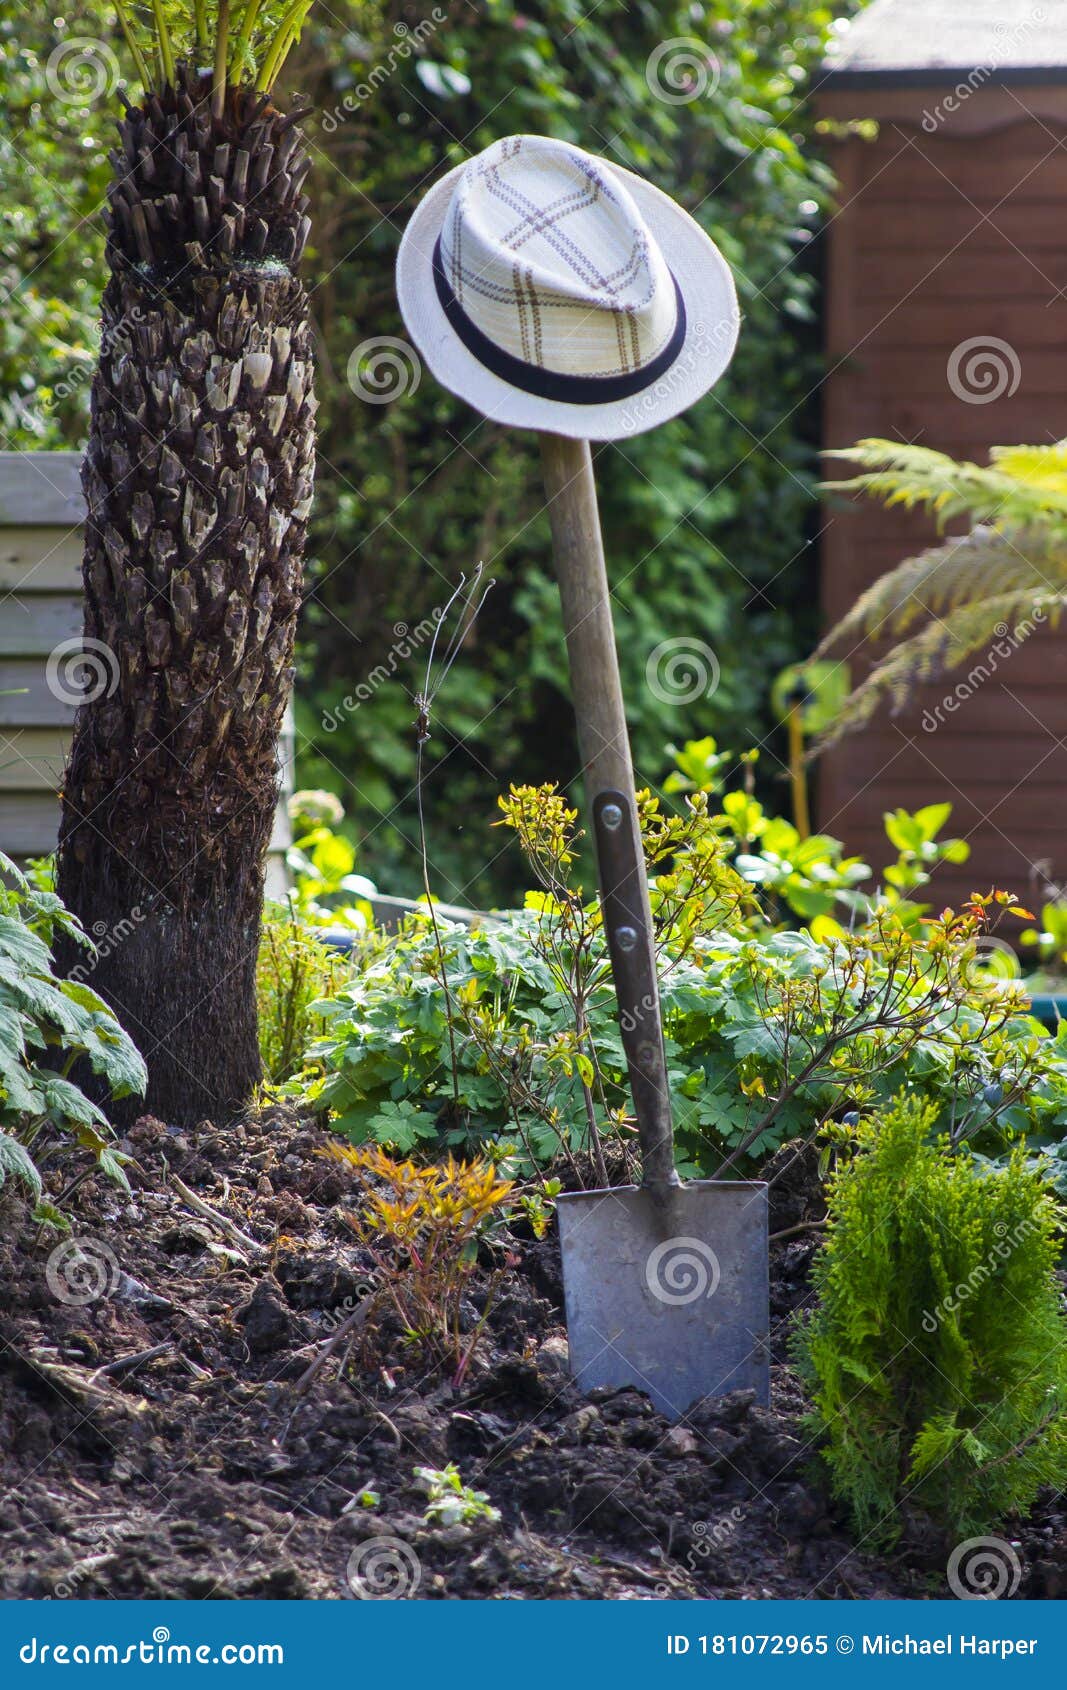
(793, 1095, 1067, 1544)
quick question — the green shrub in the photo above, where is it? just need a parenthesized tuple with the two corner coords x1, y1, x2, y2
(794, 1095, 1067, 1544)
(256, 906, 352, 1084)
(0, 852, 145, 1214)
(302, 786, 1067, 1180)
(667, 737, 971, 931)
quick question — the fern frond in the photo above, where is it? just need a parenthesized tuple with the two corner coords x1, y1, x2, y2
(813, 590, 1064, 749)
(823, 440, 1015, 529)
(990, 440, 1067, 511)
(816, 527, 1066, 657)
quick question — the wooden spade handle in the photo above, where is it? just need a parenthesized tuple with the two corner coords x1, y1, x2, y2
(592, 789, 680, 1192)
(539, 433, 634, 798)
(539, 432, 678, 1190)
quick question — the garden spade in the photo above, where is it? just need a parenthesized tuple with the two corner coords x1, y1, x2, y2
(541, 433, 769, 1421)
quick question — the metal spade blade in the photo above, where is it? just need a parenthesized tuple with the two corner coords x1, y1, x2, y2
(555, 789, 770, 1421)
(557, 1180, 769, 1420)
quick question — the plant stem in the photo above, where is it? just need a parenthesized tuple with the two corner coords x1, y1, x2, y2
(212, 0, 231, 120)
(257, 0, 311, 92)
(150, 0, 176, 87)
(786, 701, 811, 839)
(114, 0, 154, 92)
(414, 737, 461, 1113)
(231, 0, 266, 77)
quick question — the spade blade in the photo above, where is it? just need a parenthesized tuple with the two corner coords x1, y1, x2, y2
(557, 1179, 769, 1421)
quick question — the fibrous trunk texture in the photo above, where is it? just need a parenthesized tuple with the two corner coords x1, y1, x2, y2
(57, 66, 316, 1126)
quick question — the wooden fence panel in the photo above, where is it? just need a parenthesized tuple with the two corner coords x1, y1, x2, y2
(0, 452, 292, 891)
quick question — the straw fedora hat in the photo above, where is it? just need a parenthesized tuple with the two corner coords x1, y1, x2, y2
(396, 134, 740, 441)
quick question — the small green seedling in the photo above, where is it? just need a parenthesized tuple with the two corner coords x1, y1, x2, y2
(413, 1463, 500, 1527)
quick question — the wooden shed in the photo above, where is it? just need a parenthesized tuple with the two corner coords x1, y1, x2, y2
(816, 0, 1067, 911)
(0, 451, 292, 892)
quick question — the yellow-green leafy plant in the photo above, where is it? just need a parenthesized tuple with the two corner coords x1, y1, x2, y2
(414, 1463, 500, 1527)
(256, 907, 350, 1083)
(815, 438, 1067, 745)
(323, 1144, 517, 1382)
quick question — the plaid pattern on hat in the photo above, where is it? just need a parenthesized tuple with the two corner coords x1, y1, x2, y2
(439, 136, 679, 383)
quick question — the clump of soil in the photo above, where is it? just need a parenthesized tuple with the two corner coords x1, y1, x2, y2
(0, 1113, 1061, 1601)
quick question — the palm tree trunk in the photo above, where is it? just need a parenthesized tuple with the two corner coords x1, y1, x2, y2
(57, 66, 315, 1126)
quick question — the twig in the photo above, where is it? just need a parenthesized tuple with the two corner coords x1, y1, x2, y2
(292, 1302, 372, 1396)
(92, 1341, 172, 1382)
(170, 1173, 266, 1258)
(413, 564, 496, 1109)
(769, 1220, 827, 1243)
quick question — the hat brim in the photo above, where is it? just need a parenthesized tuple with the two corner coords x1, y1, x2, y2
(395, 155, 740, 442)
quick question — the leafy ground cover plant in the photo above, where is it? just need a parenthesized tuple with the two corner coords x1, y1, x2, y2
(793, 1094, 1067, 1544)
(306, 786, 750, 1179)
(0, 852, 145, 1217)
(302, 787, 1067, 1181)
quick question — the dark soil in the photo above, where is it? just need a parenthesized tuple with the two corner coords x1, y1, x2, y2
(1, 1114, 1063, 1602)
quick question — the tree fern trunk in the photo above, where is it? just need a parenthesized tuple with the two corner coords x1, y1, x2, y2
(57, 69, 316, 1126)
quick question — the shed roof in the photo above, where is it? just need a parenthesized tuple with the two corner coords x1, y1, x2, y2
(823, 0, 1067, 87)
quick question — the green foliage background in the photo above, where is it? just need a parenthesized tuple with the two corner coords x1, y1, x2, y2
(1, 0, 849, 901)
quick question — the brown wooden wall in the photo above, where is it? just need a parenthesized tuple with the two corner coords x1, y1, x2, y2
(816, 83, 1067, 912)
